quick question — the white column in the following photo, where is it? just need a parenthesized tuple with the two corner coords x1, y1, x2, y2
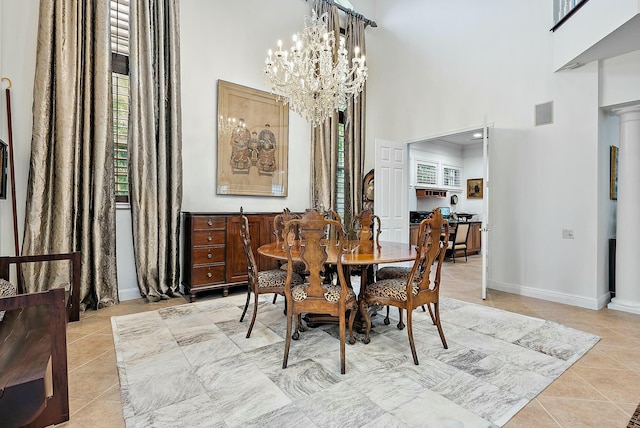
(609, 105, 640, 314)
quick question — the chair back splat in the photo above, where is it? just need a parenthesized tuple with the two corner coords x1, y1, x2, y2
(282, 209, 357, 374)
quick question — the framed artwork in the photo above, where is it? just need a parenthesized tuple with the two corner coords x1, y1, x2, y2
(610, 145, 618, 200)
(0, 139, 7, 199)
(216, 80, 289, 197)
(467, 178, 483, 199)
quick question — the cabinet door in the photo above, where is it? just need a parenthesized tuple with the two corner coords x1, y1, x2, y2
(226, 215, 262, 283)
(409, 225, 419, 245)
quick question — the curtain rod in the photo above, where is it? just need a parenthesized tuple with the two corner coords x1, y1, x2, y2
(307, 0, 378, 28)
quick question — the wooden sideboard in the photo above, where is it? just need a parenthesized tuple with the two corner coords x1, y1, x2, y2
(182, 212, 280, 302)
(409, 221, 482, 256)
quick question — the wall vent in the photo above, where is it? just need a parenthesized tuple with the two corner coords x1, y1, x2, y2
(535, 101, 553, 126)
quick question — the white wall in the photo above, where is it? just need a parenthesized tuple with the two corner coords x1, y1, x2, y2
(0, 0, 39, 262)
(600, 50, 640, 108)
(462, 144, 484, 216)
(0, 0, 316, 300)
(365, 0, 609, 308)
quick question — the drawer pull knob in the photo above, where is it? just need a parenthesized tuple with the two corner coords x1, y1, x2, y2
(208, 236, 212, 241)
(207, 220, 213, 226)
(207, 272, 212, 278)
(207, 253, 212, 259)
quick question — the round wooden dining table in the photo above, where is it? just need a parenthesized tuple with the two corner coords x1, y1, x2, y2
(258, 239, 418, 327)
(257, 240, 418, 287)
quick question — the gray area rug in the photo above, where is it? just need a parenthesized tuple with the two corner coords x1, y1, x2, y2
(112, 293, 599, 427)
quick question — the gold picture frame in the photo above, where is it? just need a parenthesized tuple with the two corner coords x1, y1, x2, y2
(467, 178, 483, 199)
(216, 80, 289, 197)
(610, 145, 618, 200)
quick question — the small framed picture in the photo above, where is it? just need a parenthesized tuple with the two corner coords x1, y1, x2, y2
(467, 178, 483, 199)
(610, 145, 618, 200)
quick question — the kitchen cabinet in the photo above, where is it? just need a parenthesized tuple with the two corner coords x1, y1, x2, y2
(182, 212, 279, 302)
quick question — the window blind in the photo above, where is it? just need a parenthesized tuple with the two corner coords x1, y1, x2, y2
(443, 166, 461, 188)
(110, 0, 130, 202)
(110, 0, 130, 56)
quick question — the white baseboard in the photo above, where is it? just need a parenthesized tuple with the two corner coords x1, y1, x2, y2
(488, 280, 606, 310)
(118, 286, 142, 302)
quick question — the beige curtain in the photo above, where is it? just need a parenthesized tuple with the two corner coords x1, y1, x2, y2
(311, 2, 340, 211)
(129, 0, 183, 301)
(343, 14, 367, 225)
(310, 2, 367, 230)
(22, 0, 118, 309)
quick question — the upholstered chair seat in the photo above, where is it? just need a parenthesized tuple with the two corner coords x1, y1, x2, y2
(365, 279, 419, 302)
(376, 266, 411, 280)
(259, 269, 302, 289)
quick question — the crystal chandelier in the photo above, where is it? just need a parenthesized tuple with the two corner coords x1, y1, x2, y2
(264, 10, 368, 127)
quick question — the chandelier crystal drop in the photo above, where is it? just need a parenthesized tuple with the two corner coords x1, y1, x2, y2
(264, 10, 368, 127)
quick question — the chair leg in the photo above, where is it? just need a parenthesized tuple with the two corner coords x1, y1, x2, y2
(272, 294, 277, 304)
(421, 305, 426, 312)
(397, 307, 405, 330)
(452, 249, 456, 263)
(407, 309, 419, 365)
(433, 301, 448, 349)
(360, 299, 372, 344)
(339, 315, 346, 374)
(245, 289, 260, 338)
(426, 302, 437, 325)
(293, 314, 301, 340)
(384, 305, 390, 325)
(464, 249, 467, 262)
(283, 312, 293, 369)
(240, 286, 251, 322)
(348, 306, 357, 345)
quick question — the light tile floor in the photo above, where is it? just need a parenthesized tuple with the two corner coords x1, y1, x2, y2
(58, 256, 640, 427)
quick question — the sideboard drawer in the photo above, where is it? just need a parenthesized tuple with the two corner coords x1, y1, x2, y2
(191, 265, 226, 285)
(192, 246, 225, 265)
(192, 216, 226, 230)
(193, 230, 226, 246)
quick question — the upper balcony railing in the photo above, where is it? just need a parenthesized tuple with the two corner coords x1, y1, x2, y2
(551, 0, 590, 31)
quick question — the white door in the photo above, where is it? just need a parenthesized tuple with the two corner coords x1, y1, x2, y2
(481, 125, 491, 299)
(375, 138, 408, 243)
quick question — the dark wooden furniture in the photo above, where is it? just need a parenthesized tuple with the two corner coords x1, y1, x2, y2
(182, 212, 280, 302)
(0, 287, 69, 427)
(282, 210, 358, 374)
(0, 252, 81, 323)
(238, 209, 302, 338)
(258, 239, 417, 283)
(359, 210, 450, 365)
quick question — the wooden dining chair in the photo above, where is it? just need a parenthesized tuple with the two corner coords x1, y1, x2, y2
(282, 209, 357, 374)
(375, 209, 446, 324)
(351, 208, 381, 248)
(446, 222, 470, 262)
(239, 208, 303, 338)
(359, 209, 450, 365)
(273, 208, 307, 276)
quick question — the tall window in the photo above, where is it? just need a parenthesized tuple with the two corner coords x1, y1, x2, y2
(110, 0, 130, 203)
(336, 114, 345, 219)
(335, 32, 347, 219)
